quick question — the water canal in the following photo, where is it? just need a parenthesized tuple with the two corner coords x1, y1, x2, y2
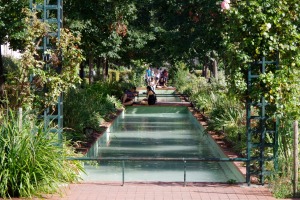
(82, 103, 245, 183)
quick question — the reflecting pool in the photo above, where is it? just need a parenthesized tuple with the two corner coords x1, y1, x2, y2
(83, 106, 245, 183)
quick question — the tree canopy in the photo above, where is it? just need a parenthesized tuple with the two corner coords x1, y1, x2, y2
(0, 0, 28, 89)
(222, 0, 300, 119)
(62, 0, 225, 70)
(1, 0, 300, 114)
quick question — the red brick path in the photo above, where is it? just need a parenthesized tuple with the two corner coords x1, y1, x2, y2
(41, 182, 298, 200)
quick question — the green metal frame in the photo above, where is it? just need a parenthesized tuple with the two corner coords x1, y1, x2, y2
(246, 55, 279, 185)
(30, 0, 63, 143)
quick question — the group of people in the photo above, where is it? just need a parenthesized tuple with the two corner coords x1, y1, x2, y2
(122, 86, 156, 106)
(122, 67, 169, 106)
(145, 67, 168, 90)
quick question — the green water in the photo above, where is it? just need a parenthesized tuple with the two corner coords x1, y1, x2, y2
(83, 106, 245, 182)
(136, 89, 181, 102)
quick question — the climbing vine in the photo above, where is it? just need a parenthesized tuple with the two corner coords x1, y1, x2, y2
(4, 8, 84, 110)
(221, 0, 300, 197)
(222, 0, 300, 119)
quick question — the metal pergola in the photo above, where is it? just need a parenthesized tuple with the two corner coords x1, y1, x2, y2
(29, 0, 63, 143)
(246, 54, 279, 185)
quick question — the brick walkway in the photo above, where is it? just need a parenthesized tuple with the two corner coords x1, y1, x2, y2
(42, 181, 298, 200)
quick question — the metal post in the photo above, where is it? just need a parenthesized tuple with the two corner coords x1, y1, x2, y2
(246, 65, 252, 185)
(122, 160, 125, 186)
(259, 57, 266, 185)
(274, 117, 279, 171)
(57, 93, 63, 144)
(57, 0, 63, 39)
(18, 107, 23, 131)
(183, 160, 186, 187)
(44, 108, 49, 132)
(293, 121, 299, 197)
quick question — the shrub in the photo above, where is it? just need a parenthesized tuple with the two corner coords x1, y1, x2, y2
(207, 93, 246, 150)
(269, 164, 294, 199)
(0, 109, 84, 198)
(63, 82, 124, 142)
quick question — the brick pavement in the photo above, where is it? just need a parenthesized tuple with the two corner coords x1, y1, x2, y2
(41, 181, 299, 200)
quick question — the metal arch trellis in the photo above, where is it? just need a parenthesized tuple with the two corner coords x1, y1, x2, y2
(29, 0, 63, 143)
(246, 53, 279, 185)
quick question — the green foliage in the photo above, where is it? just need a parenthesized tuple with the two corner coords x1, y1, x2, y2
(268, 122, 300, 198)
(260, 68, 300, 119)
(129, 60, 149, 85)
(172, 61, 207, 96)
(207, 93, 246, 151)
(2, 56, 19, 74)
(115, 63, 146, 87)
(224, 0, 300, 60)
(269, 168, 294, 198)
(173, 61, 246, 151)
(0, 109, 84, 198)
(227, 179, 237, 184)
(208, 94, 244, 129)
(64, 0, 147, 60)
(222, 0, 300, 119)
(0, 0, 28, 49)
(172, 62, 191, 94)
(192, 92, 212, 112)
(3, 9, 84, 110)
(63, 82, 124, 141)
(149, 0, 223, 63)
(63, 0, 225, 74)
(222, 1, 300, 194)
(209, 71, 227, 91)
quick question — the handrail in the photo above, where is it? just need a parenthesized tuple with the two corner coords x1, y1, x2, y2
(67, 157, 247, 186)
(67, 157, 247, 162)
(139, 93, 188, 97)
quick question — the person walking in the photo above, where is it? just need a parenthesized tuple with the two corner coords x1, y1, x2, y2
(149, 77, 157, 92)
(145, 66, 152, 85)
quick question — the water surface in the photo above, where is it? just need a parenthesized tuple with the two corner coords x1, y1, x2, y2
(84, 106, 245, 182)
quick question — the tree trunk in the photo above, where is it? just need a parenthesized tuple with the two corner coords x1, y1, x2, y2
(96, 57, 101, 79)
(88, 53, 94, 84)
(212, 59, 218, 80)
(105, 58, 109, 81)
(79, 62, 85, 79)
(0, 45, 5, 98)
(202, 61, 209, 79)
(102, 57, 108, 81)
(101, 57, 105, 80)
(202, 64, 207, 78)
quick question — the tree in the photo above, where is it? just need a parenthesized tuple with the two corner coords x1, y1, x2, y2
(64, 0, 152, 81)
(222, 1, 300, 193)
(3, 8, 84, 110)
(0, 0, 28, 95)
(146, 0, 223, 67)
(63, 0, 227, 78)
(222, 0, 300, 118)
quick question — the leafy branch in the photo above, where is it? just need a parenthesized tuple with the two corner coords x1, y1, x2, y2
(4, 8, 84, 110)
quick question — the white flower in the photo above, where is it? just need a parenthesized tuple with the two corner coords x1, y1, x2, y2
(266, 23, 272, 30)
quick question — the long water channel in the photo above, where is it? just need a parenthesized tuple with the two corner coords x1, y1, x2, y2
(83, 98, 245, 183)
